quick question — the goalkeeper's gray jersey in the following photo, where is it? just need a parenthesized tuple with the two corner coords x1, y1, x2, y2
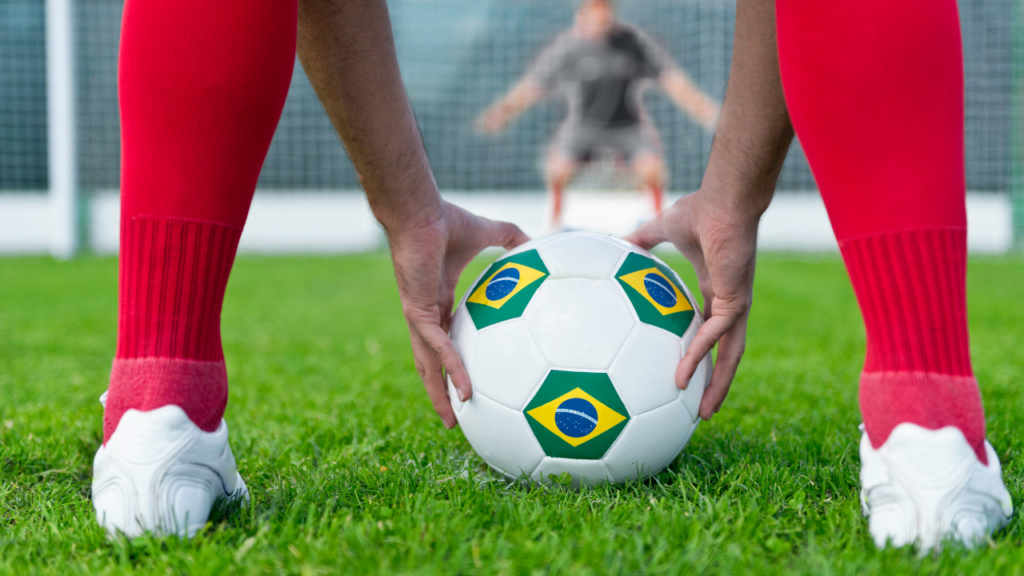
(527, 23, 670, 129)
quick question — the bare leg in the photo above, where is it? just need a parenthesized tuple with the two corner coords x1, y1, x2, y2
(632, 152, 666, 215)
(545, 151, 578, 231)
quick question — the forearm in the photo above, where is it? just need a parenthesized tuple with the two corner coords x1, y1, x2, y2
(702, 0, 794, 221)
(497, 81, 543, 118)
(297, 0, 440, 234)
(479, 80, 543, 131)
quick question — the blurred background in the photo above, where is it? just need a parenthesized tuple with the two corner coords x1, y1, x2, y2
(1, 0, 1021, 255)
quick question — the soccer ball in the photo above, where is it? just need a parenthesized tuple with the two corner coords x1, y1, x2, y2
(447, 231, 712, 488)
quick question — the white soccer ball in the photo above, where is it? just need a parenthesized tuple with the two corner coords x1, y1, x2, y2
(447, 231, 712, 488)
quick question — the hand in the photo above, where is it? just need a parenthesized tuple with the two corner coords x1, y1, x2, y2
(388, 201, 529, 428)
(475, 105, 510, 134)
(698, 103, 721, 132)
(625, 189, 759, 420)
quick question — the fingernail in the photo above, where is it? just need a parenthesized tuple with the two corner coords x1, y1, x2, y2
(457, 389, 466, 402)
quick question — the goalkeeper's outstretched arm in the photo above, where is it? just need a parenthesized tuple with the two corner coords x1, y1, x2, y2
(659, 68, 721, 131)
(476, 79, 545, 133)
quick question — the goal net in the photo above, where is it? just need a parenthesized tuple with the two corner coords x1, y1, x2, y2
(0, 0, 1020, 236)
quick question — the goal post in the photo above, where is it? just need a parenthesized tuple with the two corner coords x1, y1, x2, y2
(46, 0, 78, 259)
(1013, 0, 1024, 251)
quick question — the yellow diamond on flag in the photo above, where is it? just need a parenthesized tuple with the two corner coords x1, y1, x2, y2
(617, 267, 692, 316)
(467, 262, 547, 310)
(526, 387, 627, 447)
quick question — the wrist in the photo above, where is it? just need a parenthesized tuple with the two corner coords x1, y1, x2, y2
(372, 192, 446, 242)
(697, 172, 775, 225)
(696, 160, 788, 225)
(364, 161, 446, 238)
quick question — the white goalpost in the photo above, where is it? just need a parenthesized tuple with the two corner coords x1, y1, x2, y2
(45, 0, 78, 259)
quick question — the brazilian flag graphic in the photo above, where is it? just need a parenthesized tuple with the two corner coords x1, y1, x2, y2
(615, 253, 696, 336)
(524, 371, 629, 459)
(465, 250, 549, 329)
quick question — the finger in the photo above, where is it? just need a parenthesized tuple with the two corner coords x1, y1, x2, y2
(680, 254, 712, 317)
(698, 314, 748, 420)
(691, 267, 714, 319)
(408, 327, 458, 429)
(439, 305, 455, 334)
(700, 284, 714, 319)
(623, 216, 666, 250)
(691, 264, 713, 317)
(485, 219, 530, 250)
(417, 320, 474, 404)
(442, 212, 529, 284)
(438, 291, 456, 333)
(675, 311, 738, 389)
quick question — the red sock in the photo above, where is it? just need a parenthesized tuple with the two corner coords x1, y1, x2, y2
(776, 0, 987, 462)
(649, 183, 663, 214)
(550, 183, 564, 225)
(104, 0, 297, 442)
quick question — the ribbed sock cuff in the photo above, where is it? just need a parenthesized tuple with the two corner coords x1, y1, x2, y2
(103, 358, 228, 443)
(840, 228, 972, 375)
(860, 371, 986, 464)
(117, 217, 241, 361)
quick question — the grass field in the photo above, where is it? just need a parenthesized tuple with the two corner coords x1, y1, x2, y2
(3, 253, 1024, 574)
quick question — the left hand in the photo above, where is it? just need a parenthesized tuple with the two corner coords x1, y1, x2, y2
(625, 189, 758, 420)
(388, 201, 529, 428)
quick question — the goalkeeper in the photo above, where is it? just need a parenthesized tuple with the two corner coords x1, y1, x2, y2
(478, 0, 719, 229)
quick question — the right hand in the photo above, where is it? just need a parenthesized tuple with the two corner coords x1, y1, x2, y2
(475, 105, 510, 133)
(388, 200, 529, 429)
(625, 188, 759, 420)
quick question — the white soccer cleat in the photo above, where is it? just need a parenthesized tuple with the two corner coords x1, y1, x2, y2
(92, 400, 248, 539)
(860, 423, 1012, 551)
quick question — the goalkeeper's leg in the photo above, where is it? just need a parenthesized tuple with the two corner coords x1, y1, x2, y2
(633, 152, 665, 215)
(545, 151, 578, 231)
(776, 0, 1011, 550)
(92, 0, 296, 538)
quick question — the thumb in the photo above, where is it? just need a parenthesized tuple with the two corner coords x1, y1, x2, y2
(624, 216, 665, 250)
(485, 219, 531, 250)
